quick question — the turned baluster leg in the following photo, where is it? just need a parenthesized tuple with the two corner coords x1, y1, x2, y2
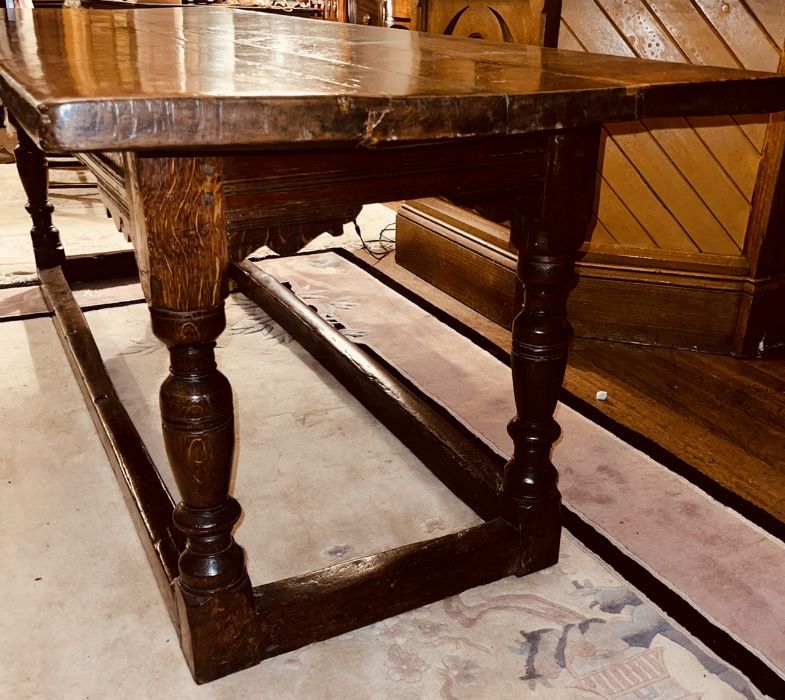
(124, 154, 260, 683)
(151, 305, 260, 681)
(502, 127, 602, 574)
(9, 114, 65, 269)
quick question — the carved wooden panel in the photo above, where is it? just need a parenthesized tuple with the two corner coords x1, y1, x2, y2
(422, 0, 547, 44)
(559, 0, 785, 256)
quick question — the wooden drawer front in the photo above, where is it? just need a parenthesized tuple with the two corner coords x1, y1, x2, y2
(347, 0, 383, 25)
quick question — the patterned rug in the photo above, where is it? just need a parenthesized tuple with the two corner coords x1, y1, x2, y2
(3, 250, 784, 699)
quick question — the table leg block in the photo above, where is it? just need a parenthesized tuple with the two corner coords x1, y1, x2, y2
(174, 578, 261, 683)
(37, 261, 261, 682)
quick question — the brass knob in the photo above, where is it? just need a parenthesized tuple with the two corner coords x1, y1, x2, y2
(362, 12, 371, 24)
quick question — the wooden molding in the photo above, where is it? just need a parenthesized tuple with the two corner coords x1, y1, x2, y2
(396, 199, 785, 356)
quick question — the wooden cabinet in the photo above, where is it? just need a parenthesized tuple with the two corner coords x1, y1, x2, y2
(396, 1, 785, 356)
(345, 0, 384, 26)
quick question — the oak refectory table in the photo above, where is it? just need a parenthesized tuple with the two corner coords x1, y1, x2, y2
(1, 7, 784, 684)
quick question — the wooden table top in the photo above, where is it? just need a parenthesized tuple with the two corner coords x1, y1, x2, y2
(1, 7, 784, 152)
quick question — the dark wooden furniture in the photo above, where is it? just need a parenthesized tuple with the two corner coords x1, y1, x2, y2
(382, 0, 558, 36)
(2, 7, 784, 684)
(81, 0, 328, 18)
(396, 0, 785, 357)
(82, 0, 356, 24)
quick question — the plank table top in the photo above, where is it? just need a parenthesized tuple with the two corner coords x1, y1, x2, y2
(1, 7, 784, 152)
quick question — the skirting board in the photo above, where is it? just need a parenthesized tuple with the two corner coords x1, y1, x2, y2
(396, 198, 785, 357)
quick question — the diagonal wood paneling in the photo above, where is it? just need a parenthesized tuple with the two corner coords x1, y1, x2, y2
(743, 0, 785, 47)
(560, 0, 783, 255)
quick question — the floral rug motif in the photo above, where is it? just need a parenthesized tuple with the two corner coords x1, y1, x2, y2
(292, 538, 760, 699)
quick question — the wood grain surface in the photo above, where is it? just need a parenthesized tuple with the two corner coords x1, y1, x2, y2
(124, 155, 229, 310)
(1, 8, 785, 151)
(253, 519, 520, 658)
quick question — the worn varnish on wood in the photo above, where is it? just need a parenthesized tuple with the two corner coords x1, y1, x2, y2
(2, 7, 785, 684)
(2, 9, 784, 152)
(396, 0, 785, 356)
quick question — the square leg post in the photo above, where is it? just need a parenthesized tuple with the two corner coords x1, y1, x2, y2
(124, 154, 260, 683)
(503, 126, 602, 574)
